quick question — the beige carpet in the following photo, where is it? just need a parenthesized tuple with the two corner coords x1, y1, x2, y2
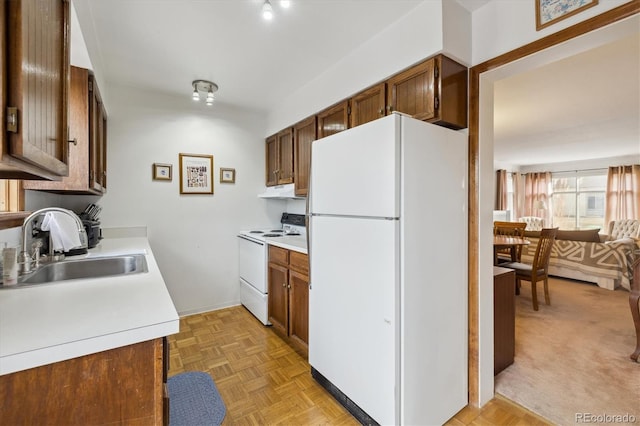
(495, 277, 640, 425)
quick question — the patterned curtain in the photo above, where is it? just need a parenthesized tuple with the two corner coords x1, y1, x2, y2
(524, 171, 552, 227)
(495, 169, 507, 210)
(604, 165, 640, 227)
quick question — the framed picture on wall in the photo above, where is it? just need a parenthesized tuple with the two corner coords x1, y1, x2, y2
(220, 168, 236, 184)
(179, 153, 214, 194)
(535, 0, 598, 31)
(152, 163, 172, 181)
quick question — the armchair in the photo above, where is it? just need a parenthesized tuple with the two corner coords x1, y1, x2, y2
(607, 219, 640, 241)
(518, 216, 544, 231)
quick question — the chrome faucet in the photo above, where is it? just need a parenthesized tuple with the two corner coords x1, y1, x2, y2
(19, 207, 88, 274)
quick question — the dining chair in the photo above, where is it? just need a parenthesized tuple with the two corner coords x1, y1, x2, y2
(502, 227, 558, 311)
(493, 221, 527, 264)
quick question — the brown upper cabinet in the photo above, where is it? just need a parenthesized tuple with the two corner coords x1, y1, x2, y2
(89, 72, 108, 192)
(293, 116, 316, 197)
(265, 127, 294, 187)
(387, 54, 467, 130)
(350, 83, 386, 128)
(25, 67, 108, 194)
(317, 100, 349, 139)
(1, 0, 71, 180)
(264, 53, 468, 188)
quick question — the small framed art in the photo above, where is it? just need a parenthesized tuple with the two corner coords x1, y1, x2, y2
(179, 153, 214, 194)
(152, 163, 172, 181)
(220, 168, 236, 184)
(535, 0, 598, 31)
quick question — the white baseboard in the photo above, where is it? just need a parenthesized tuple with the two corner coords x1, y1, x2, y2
(177, 301, 241, 318)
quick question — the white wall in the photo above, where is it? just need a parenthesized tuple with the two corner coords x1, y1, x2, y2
(77, 84, 284, 315)
(471, 0, 630, 65)
(5, 85, 285, 316)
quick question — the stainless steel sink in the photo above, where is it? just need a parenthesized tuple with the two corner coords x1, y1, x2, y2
(2, 254, 148, 287)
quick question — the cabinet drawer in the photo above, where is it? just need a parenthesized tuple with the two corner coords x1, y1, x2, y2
(269, 245, 289, 266)
(290, 251, 309, 275)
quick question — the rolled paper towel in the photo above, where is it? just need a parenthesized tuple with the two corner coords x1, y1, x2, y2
(41, 211, 82, 252)
(2, 247, 18, 285)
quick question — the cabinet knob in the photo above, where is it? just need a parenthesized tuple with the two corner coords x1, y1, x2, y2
(378, 108, 384, 115)
(287, 285, 291, 289)
(68, 138, 78, 146)
(282, 283, 286, 287)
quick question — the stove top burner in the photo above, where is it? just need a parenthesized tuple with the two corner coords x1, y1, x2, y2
(270, 229, 284, 233)
(263, 234, 282, 237)
(249, 230, 264, 234)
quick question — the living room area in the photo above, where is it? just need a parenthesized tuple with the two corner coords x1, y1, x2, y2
(491, 144, 640, 426)
(486, 15, 639, 425)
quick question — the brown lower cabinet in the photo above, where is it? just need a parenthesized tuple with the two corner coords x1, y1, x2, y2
(268, 245, 309, 357)
(494, 266, 516, 375)
(0, 338, 168, 425)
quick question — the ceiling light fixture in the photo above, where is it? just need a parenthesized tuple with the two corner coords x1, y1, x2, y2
(261, 0, 291, 20)
(262, 0, 273, 20)
(192, 80, 218, 106)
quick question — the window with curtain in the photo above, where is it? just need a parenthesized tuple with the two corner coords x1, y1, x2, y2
(551, 170, 607, 230)
(604, 165, 640, 226)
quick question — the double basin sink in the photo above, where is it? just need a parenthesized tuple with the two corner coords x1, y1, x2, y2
(0, 254, 148, 288)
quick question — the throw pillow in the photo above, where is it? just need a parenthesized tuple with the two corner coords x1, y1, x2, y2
(555, 229, 601, 243)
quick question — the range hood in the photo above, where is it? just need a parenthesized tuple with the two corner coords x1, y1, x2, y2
(258, 184, 304, 199)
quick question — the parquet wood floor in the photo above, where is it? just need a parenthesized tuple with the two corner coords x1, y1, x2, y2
(168, 306, 551, 425)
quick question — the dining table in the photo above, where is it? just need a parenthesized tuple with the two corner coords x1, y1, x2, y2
(493, 235, 531, 265)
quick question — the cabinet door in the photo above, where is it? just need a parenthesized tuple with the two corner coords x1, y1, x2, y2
(0, 339, 165, 425)
(99, 96, 108, 189)
(23, 66, 89, 192)
(89, 75, 106, 193)
(317, 100, 349, 139)
(432, 54, 468, 130)
(293, 116, 316, 197)
(277, 128, 294, 184)
(350, 83, 386, 128)
(4, 0, 70, 178)
(265, 134, 278, 186)
(386, 58, 435, 121)
(289, 270, 309, 347)
(268, 263, 289, 337)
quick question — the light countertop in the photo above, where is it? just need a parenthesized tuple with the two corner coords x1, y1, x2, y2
(0, 237, 179, 375)
(266, 234, 307, 254)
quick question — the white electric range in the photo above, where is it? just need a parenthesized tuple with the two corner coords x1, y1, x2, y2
(238, 213, 306, 325)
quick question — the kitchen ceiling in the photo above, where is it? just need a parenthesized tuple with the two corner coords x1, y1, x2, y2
(72, 0, 639, 167)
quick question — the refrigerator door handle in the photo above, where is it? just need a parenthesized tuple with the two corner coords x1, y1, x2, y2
(306, 156, 312, 290)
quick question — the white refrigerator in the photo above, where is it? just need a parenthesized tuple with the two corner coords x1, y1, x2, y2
(308, 113, 468, 425)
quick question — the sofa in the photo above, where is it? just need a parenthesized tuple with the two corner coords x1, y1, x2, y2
(520, 227, 637, 291)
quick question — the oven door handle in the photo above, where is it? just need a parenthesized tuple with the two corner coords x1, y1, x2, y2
(238, 235, 265, 246)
